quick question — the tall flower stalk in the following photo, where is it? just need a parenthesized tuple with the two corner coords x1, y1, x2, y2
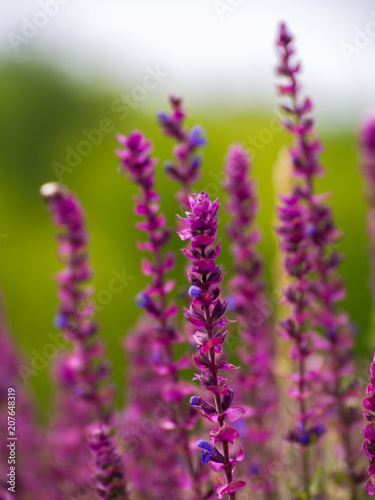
(116, 130, 207, 499)
(41, 182, 128, 500)
(224, 144, 278, 496)
(360, 117, 375, 302)
(158, 96, 207, 209)
(121, 321, 182, 499)
(276, 23, 326, 497)
(0, 297, 57, 500)
(276, 23, 363, 497)
(360, 117, 375, 495)
(179, 191, 247, 500)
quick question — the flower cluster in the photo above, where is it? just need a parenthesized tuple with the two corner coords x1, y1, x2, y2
(363, 360, 375, 494)
(40, 182, 111, 417)
(88, 423, 128, 500)
(277, 22, 364, 496)
(1, 19, 374, 500)
(41, 182, 128, 499)
(158, 96, 207, 209)
(361, 117, 375, 299)
(361, 117, 375, 495)
(116, 130, 206, 498)
(120, 322, 183, 499)
(224, 144, 278, 493)
(179, 191, 247, 499)
(276, 23, 326, 495)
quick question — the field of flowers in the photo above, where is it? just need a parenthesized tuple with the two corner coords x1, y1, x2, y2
(1, 21, 375, 500)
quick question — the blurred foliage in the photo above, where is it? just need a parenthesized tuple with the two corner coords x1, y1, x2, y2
(0, 60, 372, 418)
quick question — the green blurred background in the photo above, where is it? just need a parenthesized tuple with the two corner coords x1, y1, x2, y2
(0, 59, 372, 418)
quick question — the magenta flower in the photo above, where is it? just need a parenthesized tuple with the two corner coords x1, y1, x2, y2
(276, 22, 364, 496)
(361, 116, 375, 298)
(158, 96, 207, 209)
(179, 191, 246, 500)
(224, 144, 278, 494)
(41, 182, 111, 419)
(363, 367, 375, 495)
(87, 423, 127, 500)
(0, 298, 57, 500)
(120, 322, 183, 499)
(41, 182, 128, 499)
(116, 130, 207, 498)
(360, 117, 375, 495)
(276, 23, 325, 496)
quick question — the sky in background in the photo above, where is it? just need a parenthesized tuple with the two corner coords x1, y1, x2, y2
(1, 0, 375, 122)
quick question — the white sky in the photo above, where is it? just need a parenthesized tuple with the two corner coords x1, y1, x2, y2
(1, 0, 375, 122)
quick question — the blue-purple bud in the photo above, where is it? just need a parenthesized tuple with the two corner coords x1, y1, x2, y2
(189, 125, 207, 148)
(306, 223, 317, 237)
(196, 439, 215, 464)
(135, 291, 152, 308)
(226, 294, 237, 312)
(157, 111, 169, 126)
(190, 396, 200, 407)
(54, 312, 70, 329)
(189, 285, 202, 298)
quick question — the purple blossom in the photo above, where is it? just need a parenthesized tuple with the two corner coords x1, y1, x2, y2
(87, 423, 127, 500)
(0, 297, 57, 500)
(224, 144, 278, 494)
(361, 116, 375, 298)
(119, 322, 184, 499)
(363, 379, 375, 495)
(276, 23, 325, 496)
(41, 182, 110, 417)
(41, 182, 128, 499)
(179, 191, 246, 500)
(47, 352, 94, 500)
(197, 440, 216, 464)
(360, 117, 375, 495)
(117, 130, 207, 498)
(158, 96, 206, 209)
(276, 22, 364, 496)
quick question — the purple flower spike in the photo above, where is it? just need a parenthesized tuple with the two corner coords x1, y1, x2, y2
(41, 182, 129, 498)
(276, 23, 364, 496)
(224, 144, 278, 493)
(88, 423, 128, 500)
(179, 191, 246, 500)
(41, 182, 109, 417)
(158, 96, 206, 208)
(361, 117, 375, 298)
(360, 117, 375, 495)
(117, 131, 207, 498)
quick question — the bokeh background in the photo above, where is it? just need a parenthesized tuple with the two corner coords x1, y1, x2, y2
(1, 0, 375, 417)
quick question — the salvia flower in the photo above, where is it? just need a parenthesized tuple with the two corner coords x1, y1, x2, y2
(360, 117, 375, 495)
(277, 22, 364, 496)
(41, 182, 111, 419)
(87, 423, 127, 500)
(224, 144, 278, 494)
(158, 96, 207, 209)
(276, 23, 325, 496)
(364, 362, 375, 495)
(120, 322, 183, 499)
(117, 130, 207, 498)
(41, 182, 128, 499)
(360, 116, 375, 299)
(179, 191, 246, 500)
(0, 297, 57, 500)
